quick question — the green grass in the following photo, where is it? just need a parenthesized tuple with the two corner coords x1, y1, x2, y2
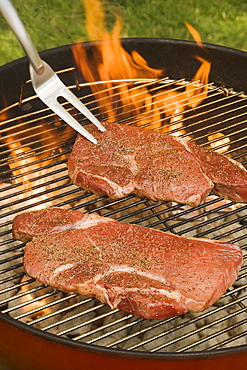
(0, 0, 247, 66)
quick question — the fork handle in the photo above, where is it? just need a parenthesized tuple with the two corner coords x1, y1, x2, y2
(0, 0, 44, 74)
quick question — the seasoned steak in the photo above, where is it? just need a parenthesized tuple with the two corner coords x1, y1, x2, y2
(13, 207, 243, 320)
(67, 122, 247, 206)
(187, 140, 247, 204)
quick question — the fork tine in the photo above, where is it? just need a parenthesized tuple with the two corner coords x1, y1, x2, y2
(0, 0, 105, 143)
(45, 97, 98, 144)
(29, 62, 104, 144)
(61, 87, 106, 133)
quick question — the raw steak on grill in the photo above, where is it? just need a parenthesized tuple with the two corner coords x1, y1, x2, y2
(13, 207, 243, 320)
(68, 122, 247, 206)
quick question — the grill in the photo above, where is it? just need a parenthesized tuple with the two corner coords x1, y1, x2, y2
(0, 38, 247, 370)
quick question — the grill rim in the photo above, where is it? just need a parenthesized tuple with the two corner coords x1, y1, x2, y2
(1, 37, 247, 364)
(2, 311, 247, 361)
(2, 36, 247, 108)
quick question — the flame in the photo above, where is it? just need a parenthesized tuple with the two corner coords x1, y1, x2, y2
(17, 276, 52, 321)
(79, 0, 162, 81)
(72, 0, 211, 135)
(81, 0, 159, 80)
(0, 113, 77, 219)
(1, 136, 52, 211)
(73, 0, 163, 125)
(1, 124, 60, 211)
(185, 21, 211, 107)
(184, 22, 203, 48)
(208, 132, 230, 154)
(6, 139, 40, 185)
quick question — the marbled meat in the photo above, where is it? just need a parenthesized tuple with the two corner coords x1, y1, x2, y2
(13, 207, 243, 319)
(68, 122, 247, 206)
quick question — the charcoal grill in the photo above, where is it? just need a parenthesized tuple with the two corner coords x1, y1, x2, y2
(0, 38, 247, 370)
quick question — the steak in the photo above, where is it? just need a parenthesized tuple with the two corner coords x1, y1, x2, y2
(68, 122, 247, 206)
(13, 207, 243, 320)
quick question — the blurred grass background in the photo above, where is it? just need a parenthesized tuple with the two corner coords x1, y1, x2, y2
(0, 0, 247, 66)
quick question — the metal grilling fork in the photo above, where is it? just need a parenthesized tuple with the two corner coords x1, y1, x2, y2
(0, 0, 106, 144)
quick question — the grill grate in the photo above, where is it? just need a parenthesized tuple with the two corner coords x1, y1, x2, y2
(0, 70, 247, 353)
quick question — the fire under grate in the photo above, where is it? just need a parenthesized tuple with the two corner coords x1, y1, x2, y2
(0, 70, 247, 353)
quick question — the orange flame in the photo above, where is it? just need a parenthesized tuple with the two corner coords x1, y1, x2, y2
(80, 0, 162, 81)
(17, 276, 52, 321)
(185, 22, 203, 48)
(73, 0, 211, 133)
(208, 132, 230, 154)
(73, 0, 163, 124)
(0, 111, 76, 217)
(73, 7, 211, 134)
(154, 24, 211, 134)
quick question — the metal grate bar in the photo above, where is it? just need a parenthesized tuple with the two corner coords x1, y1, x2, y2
(1, 75, 247, 354)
